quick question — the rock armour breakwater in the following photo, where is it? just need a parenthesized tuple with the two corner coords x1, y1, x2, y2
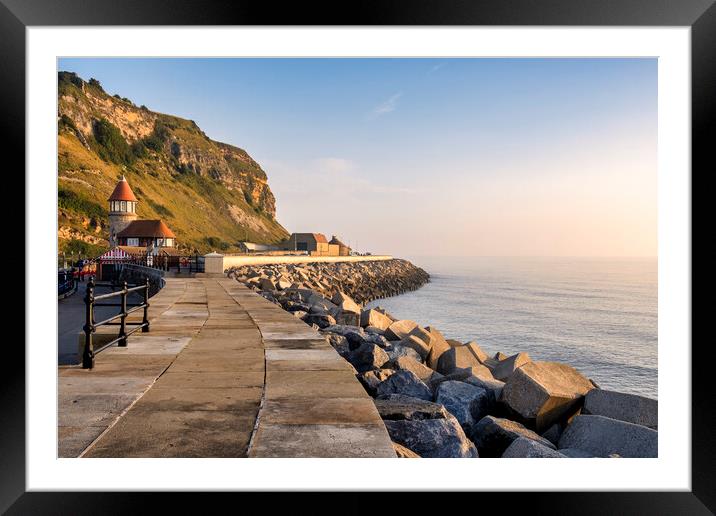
(227, 259, 430, 304)
(230, 258, 658, 459)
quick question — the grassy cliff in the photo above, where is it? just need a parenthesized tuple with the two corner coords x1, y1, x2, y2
(57, 71, 289, 255)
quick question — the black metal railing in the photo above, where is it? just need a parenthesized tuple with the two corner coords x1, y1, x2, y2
(82, 276, 151, 369)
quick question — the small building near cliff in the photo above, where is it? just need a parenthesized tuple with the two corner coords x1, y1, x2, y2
(279, 233, 337, 256)
(238, 242, 279, 253)
(329, 235, 351, 256)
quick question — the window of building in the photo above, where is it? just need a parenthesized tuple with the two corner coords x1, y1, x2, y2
(165, 238, 174, 247)
(121, 200, 126, 211)
(127, 238, 139, 246)
(157, 238, 164, 247)
(297, 242, 308, 251)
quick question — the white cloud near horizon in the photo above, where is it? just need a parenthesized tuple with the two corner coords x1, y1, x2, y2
(369, 91, 403, 118)
(313, 157, 355, 175)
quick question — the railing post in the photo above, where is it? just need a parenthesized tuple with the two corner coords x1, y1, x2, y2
(142, 277, 150, 332)
(82, 277, 95, 369)
(118, 281, 128, 347)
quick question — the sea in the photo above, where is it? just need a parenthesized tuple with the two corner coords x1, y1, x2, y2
(366, 256, 657, 399)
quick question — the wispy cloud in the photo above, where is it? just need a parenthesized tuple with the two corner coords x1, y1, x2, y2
(428, 62, 447, 74)
(369, 91, 403, 119)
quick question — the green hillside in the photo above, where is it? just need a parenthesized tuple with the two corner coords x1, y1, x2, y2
(57, 71, 289, 256)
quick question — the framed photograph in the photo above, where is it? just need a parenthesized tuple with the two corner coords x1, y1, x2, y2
(6, 0, 713, 512)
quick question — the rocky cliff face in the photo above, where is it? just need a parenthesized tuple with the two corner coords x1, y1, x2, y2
(57, 71, 288, 254)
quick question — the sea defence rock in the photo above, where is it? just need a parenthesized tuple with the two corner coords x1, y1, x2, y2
(425, 327, 451, 369)
(230, 259, 429, 306)
(374, 394, 448, 421)
(347, 342, 390, 373)
(384, 415, 479, 458)
(230, 257, 658, 460)
(275, 277, 292, 290)
(541, 423, 563, 446)
(558, 415, 658, 458)
(398, 335, 431, 360)
(332, 291, 361, 315)
(325, 333, 351, 358)
(357, 369, 395, 397)
(490, 352, 532, 382)
(385, 344, 423, 363)
(376, 370, 433, 401)
(391, 356, 443, 385)
(463, 374, 506, 404)
(360, 309, 393, 331)
(470, 415, 556, 458)
(583, 389, 658, 429)
(393, 442, 421, 458)
(259, 277, 276, 291)
(500, 361, 595, 432)
(335, 312, 360, 326)
(435, 381, 490, 434)
(365, 325, 385, 336)
(559, 448, 596, 458)
(436, 342, 491, 375)
(301, 313, 336, 329)
(502, 437, 566, 458)
(409, 326, 433, 345)
(385, 320, 420, 341)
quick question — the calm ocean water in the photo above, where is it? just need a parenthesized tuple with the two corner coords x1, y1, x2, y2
(367, 257, 657, 399)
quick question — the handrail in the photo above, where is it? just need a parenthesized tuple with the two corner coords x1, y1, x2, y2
(82, 276, 151, 369)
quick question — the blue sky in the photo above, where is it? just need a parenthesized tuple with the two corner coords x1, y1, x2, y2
(58, 58, 657, 257)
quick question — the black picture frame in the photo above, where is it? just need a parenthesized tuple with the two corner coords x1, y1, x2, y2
(4, 0, 713, 513)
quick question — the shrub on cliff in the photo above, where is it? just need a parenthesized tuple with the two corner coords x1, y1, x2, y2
(91, 118, 134, 166)
(58, 188, 107, 220)
(87, 78, 105, 93)
(60, 238, 107, 257)
(205, 236, 230, 251)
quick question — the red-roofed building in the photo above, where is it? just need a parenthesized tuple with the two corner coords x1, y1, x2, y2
(107, 176, 176, 249)
(117, 220, 176, 248)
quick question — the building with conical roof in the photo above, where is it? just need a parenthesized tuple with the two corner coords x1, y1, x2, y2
(107, 176, 176, 249)
(108, 176, 139, 247)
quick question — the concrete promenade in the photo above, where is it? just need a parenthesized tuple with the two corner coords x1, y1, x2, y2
(59, 277, 395, 458)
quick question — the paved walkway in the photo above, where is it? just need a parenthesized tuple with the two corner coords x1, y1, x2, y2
(59, 277, 395, 458)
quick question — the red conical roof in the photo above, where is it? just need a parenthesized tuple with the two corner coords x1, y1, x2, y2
(108, 176, 138, 202)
